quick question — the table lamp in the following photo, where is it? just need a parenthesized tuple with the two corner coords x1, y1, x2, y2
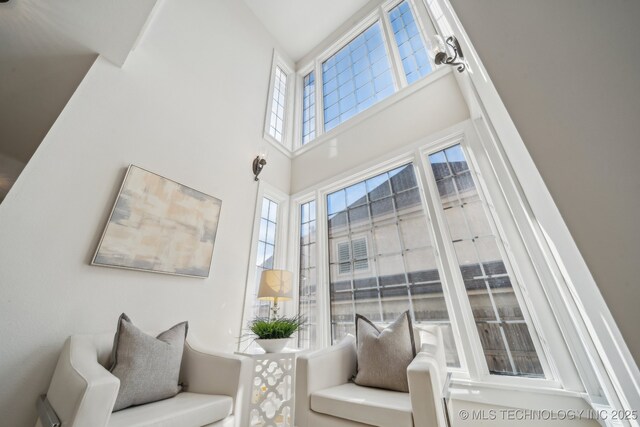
(258, 269, 293, 320)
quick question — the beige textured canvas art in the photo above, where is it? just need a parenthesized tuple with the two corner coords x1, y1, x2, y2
(92, 165, 221, 277)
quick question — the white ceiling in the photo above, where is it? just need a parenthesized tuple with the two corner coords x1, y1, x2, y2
(243, 0, 371, 62)
(0, 0, 157, 163)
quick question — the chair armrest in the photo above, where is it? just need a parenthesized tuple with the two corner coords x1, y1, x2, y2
(43, 336, 120, 427)
(407, 351, 447, 427)
(180, 340, 253, 427)
(294, 335, 357, 427)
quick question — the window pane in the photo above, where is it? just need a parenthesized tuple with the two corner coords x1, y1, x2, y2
(428, 144, 543, 377)
(327, 164, 460, 366)
(252, 197, 279, 318)
(322, 22, 395, 132)
(298, 201, 317, 349)
(268, 66, 287, 143)
(388, 1, 432, 84)
(302, 71, 316, 145)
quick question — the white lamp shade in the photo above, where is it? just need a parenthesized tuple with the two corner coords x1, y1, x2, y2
(258, 269, 293, 301)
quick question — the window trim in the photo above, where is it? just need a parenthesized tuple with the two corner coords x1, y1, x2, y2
(289, 191, 327, 349)
(419, 137, 554, 382)
(312, 10, 385, 141)
(422, 0, 638, 410)
(263, 50, 295, 153)
(293, 66, 451, 158)
(381, 0, 437, 89)
(324, 162, 466, 369)
(300, 148, 471, 374)
(289, 121, 581, 389)
(238, 181, 290, 350)
(291, 0, 440, 151)
(294, 66, 318, 147)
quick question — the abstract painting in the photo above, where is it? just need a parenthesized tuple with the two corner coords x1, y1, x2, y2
(92, 165, 222, 278)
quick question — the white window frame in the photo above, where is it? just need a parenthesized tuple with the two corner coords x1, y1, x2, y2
(289, 121, 594, 391)
(292, 0, 439, 151)
(381, 0, 438, 89)
(263, 50, 295, 155)
(238, 181, 290, 349)
(419, 136, 555, 384)
(292, 147, 470, 375)
(289, 192, 325, 349)
(293, 63, 317, 149)
(422, 0, 639, 414)
(298, 69, 317, 146)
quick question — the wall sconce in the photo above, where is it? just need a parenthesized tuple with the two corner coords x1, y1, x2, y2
(252, 155, 267, 181)
(431, 35, 466, 73)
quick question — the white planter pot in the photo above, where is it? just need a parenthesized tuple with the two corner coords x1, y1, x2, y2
(255, 338, 290, 353)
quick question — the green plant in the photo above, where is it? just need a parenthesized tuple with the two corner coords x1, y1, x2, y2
(249, 315, 305, 339)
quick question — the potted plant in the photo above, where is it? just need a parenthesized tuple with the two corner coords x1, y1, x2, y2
(249, 315, 305, 353)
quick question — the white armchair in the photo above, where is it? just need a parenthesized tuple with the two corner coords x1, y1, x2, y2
(295, 325, 448, 427)
(36, 333, 253, 427)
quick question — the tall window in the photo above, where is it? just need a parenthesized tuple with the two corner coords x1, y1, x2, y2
(322, 22, 395, 132)
(428, 144, 543, 377)
(298, 200, 317, 348)
(326, 164, 460, 366)
(302, 72, 316, 145)
(268, 66, 287, 143)
(253, 197, 279, 318)
(388, 1, 432, 84)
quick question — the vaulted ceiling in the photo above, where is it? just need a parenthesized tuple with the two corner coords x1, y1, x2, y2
(243, 0, 371, 62)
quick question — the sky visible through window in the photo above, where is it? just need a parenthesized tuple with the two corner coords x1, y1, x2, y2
(302, 72, 316, 145)
(293, 1, 441, 145)
(253, 197, 278, 318)
(389, 1, 432, 84)
(322, 22, 395, 132)
(268, 67, 287, 142)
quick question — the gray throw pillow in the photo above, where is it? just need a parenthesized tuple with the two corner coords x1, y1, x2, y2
(109, 313, 188, 411)
(354, 311, 416, 392)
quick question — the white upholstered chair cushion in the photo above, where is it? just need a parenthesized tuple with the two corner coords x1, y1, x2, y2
(107, 392, 233, 427)
(38, 333, 252, 427)
(310, 383, 413, 427)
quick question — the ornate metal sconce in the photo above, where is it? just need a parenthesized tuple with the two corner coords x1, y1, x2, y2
(252, 155, 267, 181)
(433, 35, 466, 73)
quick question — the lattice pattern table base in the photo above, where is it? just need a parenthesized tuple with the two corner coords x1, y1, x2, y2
(247, 353, 295, 427)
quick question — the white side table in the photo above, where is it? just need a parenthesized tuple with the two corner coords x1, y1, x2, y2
(236, 347, 302, 427)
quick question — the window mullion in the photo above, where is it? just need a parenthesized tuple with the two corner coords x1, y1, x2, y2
(426, 142, 549, 379)
(414, 149, 486, 378)
(421, 146, 494, 379)
(461, 145, 555, 380)
(316, 190, 332, 348)
(314, 60, 325, 139)
(294, 73, 304, 149)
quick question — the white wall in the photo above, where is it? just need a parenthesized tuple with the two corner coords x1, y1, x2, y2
(291, 71, 469, 193)
(448, 0, 640, 366)
(0, 0, 290, 425)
